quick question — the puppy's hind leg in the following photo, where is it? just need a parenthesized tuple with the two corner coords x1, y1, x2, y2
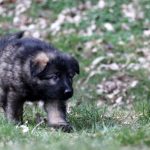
(0, 88, 7, 111)
(5, 91, 24, 124)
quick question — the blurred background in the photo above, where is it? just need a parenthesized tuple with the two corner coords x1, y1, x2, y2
(0, 0, 150, 115)
(0, 0, 150, 149)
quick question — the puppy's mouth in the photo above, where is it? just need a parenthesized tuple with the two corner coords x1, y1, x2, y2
(45, 90, 73, 101)
(61, 92, 73, 100)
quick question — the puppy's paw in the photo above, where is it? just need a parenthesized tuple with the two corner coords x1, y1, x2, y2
(50, 124, 74, 133)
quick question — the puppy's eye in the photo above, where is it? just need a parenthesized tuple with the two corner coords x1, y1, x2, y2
(68, 73, 74, 79)
(50, 74, 60, 80)
(44, 73, 60, 80)
(51, 74, 58, 80)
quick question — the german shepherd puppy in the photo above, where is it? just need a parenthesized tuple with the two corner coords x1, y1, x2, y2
(0, 32, 79, 132)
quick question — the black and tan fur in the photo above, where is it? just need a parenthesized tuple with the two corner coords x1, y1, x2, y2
(0, 32, 79, 132)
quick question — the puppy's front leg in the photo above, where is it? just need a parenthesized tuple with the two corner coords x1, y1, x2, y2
(44, 100, 73, 132)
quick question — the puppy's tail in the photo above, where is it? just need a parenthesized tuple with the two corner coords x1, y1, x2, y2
(0, 31, 24, 49)
(10, 31, 24, 40)
(0, 31, 24, 41)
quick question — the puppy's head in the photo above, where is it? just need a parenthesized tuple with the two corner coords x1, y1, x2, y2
(30, 51, 79, 100)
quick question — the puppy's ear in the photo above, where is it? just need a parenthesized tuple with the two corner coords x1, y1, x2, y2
(71, 57, 80, 75)
(30, 52, 49, 77)
(66, 55, 79, 75)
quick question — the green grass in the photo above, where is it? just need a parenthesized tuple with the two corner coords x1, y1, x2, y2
(1, 101, 150, 150)
(0, 0, 150, 149)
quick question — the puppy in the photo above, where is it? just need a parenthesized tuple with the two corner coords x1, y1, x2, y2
(0, 32, 79, 132)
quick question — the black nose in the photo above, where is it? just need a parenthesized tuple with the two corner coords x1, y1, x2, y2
(64, 89, 73, 98)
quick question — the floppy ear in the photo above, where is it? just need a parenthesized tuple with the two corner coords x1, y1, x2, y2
(30, 52, 49, 77)
(71, 57, 80, 74)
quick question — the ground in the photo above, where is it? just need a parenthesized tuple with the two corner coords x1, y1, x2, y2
(0, 0, 150, 150)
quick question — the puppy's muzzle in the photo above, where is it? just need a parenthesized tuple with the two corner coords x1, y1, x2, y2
(64, 89, 73, 99)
